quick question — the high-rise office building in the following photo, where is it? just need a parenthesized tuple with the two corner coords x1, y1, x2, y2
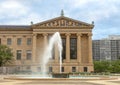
(93, 35, 120, 61)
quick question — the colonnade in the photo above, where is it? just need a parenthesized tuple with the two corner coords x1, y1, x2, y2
(32, 33, 92, 64)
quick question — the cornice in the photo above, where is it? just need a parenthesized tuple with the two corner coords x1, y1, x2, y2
(32, 26, 93, 29)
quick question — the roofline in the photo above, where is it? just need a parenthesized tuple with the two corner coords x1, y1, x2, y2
(0, 25, 30, 27)
(0, 25, 32, 31)
(33, 16, 93, 26)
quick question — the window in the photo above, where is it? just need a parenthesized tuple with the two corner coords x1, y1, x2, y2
(27, 38, 32, 45)
(72, 67, 76, 72)
(17, 38, 22, 45)
(37, 67, 41, 72)
(49, 46, 55, 60)
(70, 38, 77, 59)
(52, 45, 55, 59)
(84, 67, 88, 72)
(7, 38, 12, 45)
(49, 67, 52, 73)
(62, 67, 64, 72)
(0, 38, 1, 44)
(62, 38, 66, 59)
(26, 50, 32, 60)
(26, 66, 31, 70)
(16, 50, 22, 60)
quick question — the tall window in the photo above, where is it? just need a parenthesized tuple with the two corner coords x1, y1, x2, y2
(26, 66, 31, 71)
(72, 67, 76, 72)
(62, 67, 64, 72)
(17, 38, 22, 45)
(84, 67, 88, 72)
(26, 50, 32, 60)
(16, 50, 22, 60)
(62, 38, 66, 59)
(70, 38, 77, 59)
(52, 46, 55, 59)
(7, 38, 12, 45)
(27, 38, 32, 45)
(37, 67, 41, 72)
(49, 67, 52, 73)
(0, 38, 1, 45)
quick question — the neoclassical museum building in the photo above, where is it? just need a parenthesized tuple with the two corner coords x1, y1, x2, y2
(0, 12, 94, 73)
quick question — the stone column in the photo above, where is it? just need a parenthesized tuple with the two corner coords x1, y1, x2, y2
(43, 33, 48, 47)
(65, 33, 71, 62)
(88, 33, 93, 63)
(32, 33, 37, 64)
(77, 33, 82, 63)
(12, 35, 16, 60)
(55, 43, 59, 62)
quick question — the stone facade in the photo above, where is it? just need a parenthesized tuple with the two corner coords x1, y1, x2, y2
(0, 15, 94, 73)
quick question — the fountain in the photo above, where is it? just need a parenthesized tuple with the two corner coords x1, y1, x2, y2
(42, 32, 63, 76)
(4, 32, 117, 80)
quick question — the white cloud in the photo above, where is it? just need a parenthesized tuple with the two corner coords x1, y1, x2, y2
(69, 0, 97, 7)
(0, 0, 29, 18)
(64, 0, 120, 22)
(0, 0, 43, 25)
(87, 5, 118, 22)
(1, 13, 42, 25)
(93, 27, 120, 39)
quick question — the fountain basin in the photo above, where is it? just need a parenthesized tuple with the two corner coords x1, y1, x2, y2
(4, 75, 118, 81)
(52, 73, 69, 78)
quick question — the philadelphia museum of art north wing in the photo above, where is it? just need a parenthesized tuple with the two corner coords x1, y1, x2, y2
(0, 14, 94, 73)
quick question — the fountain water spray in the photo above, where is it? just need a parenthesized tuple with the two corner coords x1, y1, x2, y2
(42, 32, 63, 76)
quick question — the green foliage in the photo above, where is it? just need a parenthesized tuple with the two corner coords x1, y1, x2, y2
(94, 60, 120, 73)
(0, 45, 14, 66)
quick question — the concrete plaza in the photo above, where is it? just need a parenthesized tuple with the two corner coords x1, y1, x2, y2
(0, 75, 120, 85)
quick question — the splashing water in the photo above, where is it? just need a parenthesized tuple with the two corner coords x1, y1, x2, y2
(42, 32, 63, 76)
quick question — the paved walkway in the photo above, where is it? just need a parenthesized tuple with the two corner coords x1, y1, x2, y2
(0, 75, 120, 85)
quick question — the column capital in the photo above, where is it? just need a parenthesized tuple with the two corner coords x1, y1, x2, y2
(87, 33, 92, 36)
(33, 33, 37, 36)
(77, 33, 82, 36)
(43, 33, 48, 36)
(65, 33, 71, 36)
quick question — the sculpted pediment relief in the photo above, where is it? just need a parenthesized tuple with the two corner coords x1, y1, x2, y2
(33, 16, 93, 27)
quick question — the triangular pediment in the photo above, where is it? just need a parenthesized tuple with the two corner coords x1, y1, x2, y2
(33, 16, 93, 27)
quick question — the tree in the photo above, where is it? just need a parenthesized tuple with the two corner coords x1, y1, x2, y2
(0, 45, 14, 66)
(94, 60, 120, 73)
(110, 60, 120, 73)
(94, 61, 110, 72)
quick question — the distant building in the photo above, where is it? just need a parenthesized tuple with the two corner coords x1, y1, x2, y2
(92, 35, 120, 61)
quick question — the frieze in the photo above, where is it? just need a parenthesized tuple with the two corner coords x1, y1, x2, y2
(33, 30, 91, 35)
(33, 29, 91, 33)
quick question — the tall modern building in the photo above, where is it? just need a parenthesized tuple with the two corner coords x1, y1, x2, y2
(0, 12, 94, 73)
(92, 35, 120, 61)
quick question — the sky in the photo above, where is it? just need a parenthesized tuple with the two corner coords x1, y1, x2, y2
(0, 0, 120, 40)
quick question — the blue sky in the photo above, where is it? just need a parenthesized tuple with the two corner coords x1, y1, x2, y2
(0, 0, 120, 40)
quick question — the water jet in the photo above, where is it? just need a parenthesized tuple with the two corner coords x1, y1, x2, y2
(41, 32, 63, 77)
